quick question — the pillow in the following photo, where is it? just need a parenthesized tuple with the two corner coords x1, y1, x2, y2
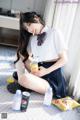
(52, 96, 80, 111)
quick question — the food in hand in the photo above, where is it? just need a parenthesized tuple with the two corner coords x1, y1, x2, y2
(30, 62, 38, 73)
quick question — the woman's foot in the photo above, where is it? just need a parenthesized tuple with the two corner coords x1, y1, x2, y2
(7, 82, 32, 94)
(13, 71, 18, 81)
(7, 72, 32, 94)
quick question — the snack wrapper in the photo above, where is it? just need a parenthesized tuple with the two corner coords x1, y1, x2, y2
(52, 96, 80, 111)
(30, 62, 38, 73)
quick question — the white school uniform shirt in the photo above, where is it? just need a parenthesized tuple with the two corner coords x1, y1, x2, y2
(27, 25, 68, 63)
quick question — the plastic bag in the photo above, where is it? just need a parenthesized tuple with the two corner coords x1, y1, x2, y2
(52, 96, 80, 111)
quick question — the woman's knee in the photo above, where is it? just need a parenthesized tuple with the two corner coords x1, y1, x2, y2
(18, 74, 28, 86)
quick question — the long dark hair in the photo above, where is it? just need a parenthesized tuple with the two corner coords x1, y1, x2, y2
(14, 12, 45, 64)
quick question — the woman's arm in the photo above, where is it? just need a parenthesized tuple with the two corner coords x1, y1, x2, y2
(19, 53, 31, 72)
(34, 50, 68, 77)
(46, 50, 68, 74)
(15, 53, 31, 79)
(24, 58, 31, 72)
(15, 57, 26, 79)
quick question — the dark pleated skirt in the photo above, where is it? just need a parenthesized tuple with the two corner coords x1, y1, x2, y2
(38, 61, 67, 98)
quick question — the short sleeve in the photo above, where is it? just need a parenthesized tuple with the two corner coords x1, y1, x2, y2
(54, 28, 68, 55)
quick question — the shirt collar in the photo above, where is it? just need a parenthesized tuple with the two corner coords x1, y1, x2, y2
(40, 25, 49, 33)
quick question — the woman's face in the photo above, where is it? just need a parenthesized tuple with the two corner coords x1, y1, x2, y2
(23, 22, 43, 35)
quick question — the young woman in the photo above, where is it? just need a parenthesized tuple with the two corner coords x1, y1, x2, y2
(15, 12, 68, 98)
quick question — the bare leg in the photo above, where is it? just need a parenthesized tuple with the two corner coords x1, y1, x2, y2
(15, 57, 50, 94)
(18, 73, 50, 94)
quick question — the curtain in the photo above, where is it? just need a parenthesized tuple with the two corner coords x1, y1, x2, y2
(44, 0, 80, 99)
(43, 0, 56, 27)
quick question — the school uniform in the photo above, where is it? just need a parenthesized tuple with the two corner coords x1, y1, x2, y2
(27, 25, 68, 98)
(14, 25, 68, 98)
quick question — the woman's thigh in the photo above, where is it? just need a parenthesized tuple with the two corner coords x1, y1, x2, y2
(19, 73, 50, 94)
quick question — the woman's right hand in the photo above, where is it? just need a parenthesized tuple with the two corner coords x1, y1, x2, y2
(24, 58, 32, 72)
(19, 53, 34, 72)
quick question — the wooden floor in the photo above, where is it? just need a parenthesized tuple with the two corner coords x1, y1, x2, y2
(0, 27, 19, 46)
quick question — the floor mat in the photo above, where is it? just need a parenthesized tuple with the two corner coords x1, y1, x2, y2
(0, 85, 80, 120)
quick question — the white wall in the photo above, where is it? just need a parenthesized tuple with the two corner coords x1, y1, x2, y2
(0, 0, 11, 10)
(0, 0, 47, 15)
(12, 0, 34, 12)
(33, 0, 47, 15)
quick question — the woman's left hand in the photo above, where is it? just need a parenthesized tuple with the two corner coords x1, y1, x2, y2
(32, 66, 49, 77)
